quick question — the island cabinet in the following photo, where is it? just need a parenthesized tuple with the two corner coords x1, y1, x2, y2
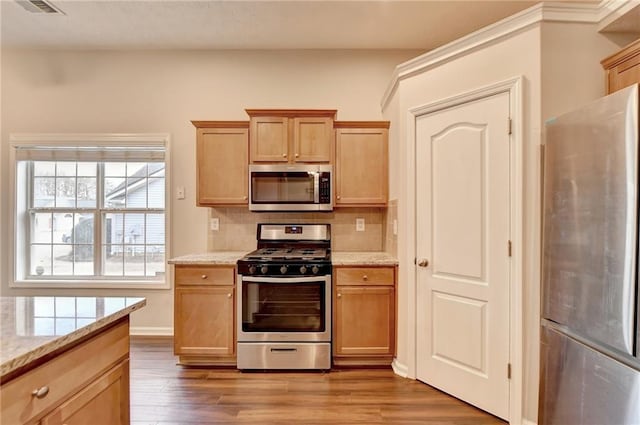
(334, 122, 389, 207)
(333, 265, 396, 366)
(174, 265, 236, 365)
(246, 109, 336, 163)
(192, 121, 249, 206)
(602, 38, 640, 94)
(1, 319, 131, 425)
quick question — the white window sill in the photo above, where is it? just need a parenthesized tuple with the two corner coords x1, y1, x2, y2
(10, 279, 170, 290)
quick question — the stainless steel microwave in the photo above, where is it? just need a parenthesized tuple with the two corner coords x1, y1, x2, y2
(249, 164, 333, 211)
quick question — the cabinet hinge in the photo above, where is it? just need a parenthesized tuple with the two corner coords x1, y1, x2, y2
(508, 363, 512, 379)
(508, 240, 512, 257)
(508, 117, 512, 135)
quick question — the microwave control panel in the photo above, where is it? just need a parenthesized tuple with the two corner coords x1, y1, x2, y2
(319, 174, 331, 204)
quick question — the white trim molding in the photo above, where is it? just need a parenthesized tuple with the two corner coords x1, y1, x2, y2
(407, 76, 524, 425)
(392, 358, 409, 378)
(522, 419, 538, 425)
(381, 0, 632, 110)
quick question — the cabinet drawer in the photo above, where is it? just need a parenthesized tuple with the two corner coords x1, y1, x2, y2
(1, 320, 129, 425)
(335, 267, 394, 286)
(175, 266, 235, 286)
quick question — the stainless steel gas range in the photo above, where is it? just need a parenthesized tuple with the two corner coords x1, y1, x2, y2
(236, 223, 331, 370)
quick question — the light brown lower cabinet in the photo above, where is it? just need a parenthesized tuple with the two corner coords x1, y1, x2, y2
(40, 360, 129, 425)
(173, 265, 236, 365)
(333, 266, 397, 366)
(1, 319, 131, 425)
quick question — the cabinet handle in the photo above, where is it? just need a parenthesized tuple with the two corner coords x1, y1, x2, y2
(31, 386, 49, 399)
(227, 293, 232, 298)
(337, 293, 342, 298)
(363, 275, 368, 281)
(295, 153, 299, 158)
(243, 196, 248, 200)
(337, 195, 341, 200)
(282, 153, 287, 158)
(201, 274, 208, 279)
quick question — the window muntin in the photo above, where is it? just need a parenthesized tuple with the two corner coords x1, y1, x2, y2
(26, 160, 165, 280)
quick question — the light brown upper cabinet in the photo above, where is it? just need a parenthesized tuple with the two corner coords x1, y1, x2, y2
(335, 122, 389, 207)
(602, 38, 640, 94)
(246, 109, 335, 163)
(192, 121, 249, 206)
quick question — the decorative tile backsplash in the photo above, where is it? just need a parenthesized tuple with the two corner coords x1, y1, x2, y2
(208, 207, 386, 252)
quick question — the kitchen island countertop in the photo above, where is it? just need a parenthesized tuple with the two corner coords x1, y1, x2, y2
(0, 296, 145, 380)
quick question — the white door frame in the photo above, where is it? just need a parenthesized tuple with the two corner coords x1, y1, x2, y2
(404, 76, 523, 424)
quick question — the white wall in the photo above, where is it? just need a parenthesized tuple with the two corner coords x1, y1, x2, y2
(0, 48, 420, 332)
(387, 25, 542, 423)
(385, 17, 629, 423)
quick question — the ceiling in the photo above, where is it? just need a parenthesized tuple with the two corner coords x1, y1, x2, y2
(0, 0, 549, 51)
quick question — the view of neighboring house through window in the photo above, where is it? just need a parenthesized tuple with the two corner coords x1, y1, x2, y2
(12, 136, 168, 285)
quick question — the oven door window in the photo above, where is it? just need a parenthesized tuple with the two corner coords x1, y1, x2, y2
(251, 172, 315, 204)
(242, 281, 325, 332)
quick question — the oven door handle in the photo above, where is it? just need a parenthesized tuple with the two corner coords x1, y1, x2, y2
(241, 275, 328, 284)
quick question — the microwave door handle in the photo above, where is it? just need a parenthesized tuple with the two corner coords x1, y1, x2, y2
(313, 172, 320, 203)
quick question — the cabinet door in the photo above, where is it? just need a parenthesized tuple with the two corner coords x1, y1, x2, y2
(174, 286, 235, 356)
(334, 286, 395, 356)
(293, 117, 333, 163)
(40, 360, 129, 425)
(335, 127, 388, 206)
(196, 126, 248, 205)
(250, 117, 289, 162)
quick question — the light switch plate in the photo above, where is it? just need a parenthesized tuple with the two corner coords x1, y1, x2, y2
(356, 218, 365, 232)
(176, 186, 185, 200)
(210, 218, 219, 231)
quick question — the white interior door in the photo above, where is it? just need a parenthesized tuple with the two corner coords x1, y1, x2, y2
(415, 91, 511, 420)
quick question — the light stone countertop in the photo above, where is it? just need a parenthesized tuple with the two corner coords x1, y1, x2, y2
(332, 251, 398, 266)
(168, 251, 397, 266)
(168, 252, 248, 265)
(1, 296, 146, 380)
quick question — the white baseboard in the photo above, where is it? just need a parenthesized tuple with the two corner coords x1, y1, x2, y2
(130, 326, 173, 336)
(391, 358, 409, 378)
(522, 419, 537, 425)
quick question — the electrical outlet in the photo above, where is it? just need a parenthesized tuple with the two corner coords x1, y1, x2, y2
(356, 218, 365, 232)
(210, 218, 219, 231)
(176, 186, 185, 200)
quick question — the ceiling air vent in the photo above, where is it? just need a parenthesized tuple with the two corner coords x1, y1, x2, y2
(15, 0, 65, 14)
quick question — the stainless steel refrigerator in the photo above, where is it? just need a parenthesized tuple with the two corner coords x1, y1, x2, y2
(540, 83, 640, 425)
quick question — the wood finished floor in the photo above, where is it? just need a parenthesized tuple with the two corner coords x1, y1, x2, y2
(130, 337, 506, 425)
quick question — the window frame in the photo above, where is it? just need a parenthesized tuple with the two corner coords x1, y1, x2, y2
(9, 133, 171, 289)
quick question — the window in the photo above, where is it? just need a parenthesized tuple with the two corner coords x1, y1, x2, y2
(11, 134, 169, 288)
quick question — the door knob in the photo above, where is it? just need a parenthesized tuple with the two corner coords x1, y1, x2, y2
(417, 259, 429, 267)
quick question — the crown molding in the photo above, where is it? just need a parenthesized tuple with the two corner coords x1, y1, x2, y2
(598, 0, 640, 32)
(380, 1, 632, 110)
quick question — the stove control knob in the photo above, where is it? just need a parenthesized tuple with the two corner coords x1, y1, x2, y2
(299, 265, 308, 274)
(280, 265, 288, 275)
(260, 265, 269, 275)
(249, 265, 257, 275)
(312, 265, 320, 275)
